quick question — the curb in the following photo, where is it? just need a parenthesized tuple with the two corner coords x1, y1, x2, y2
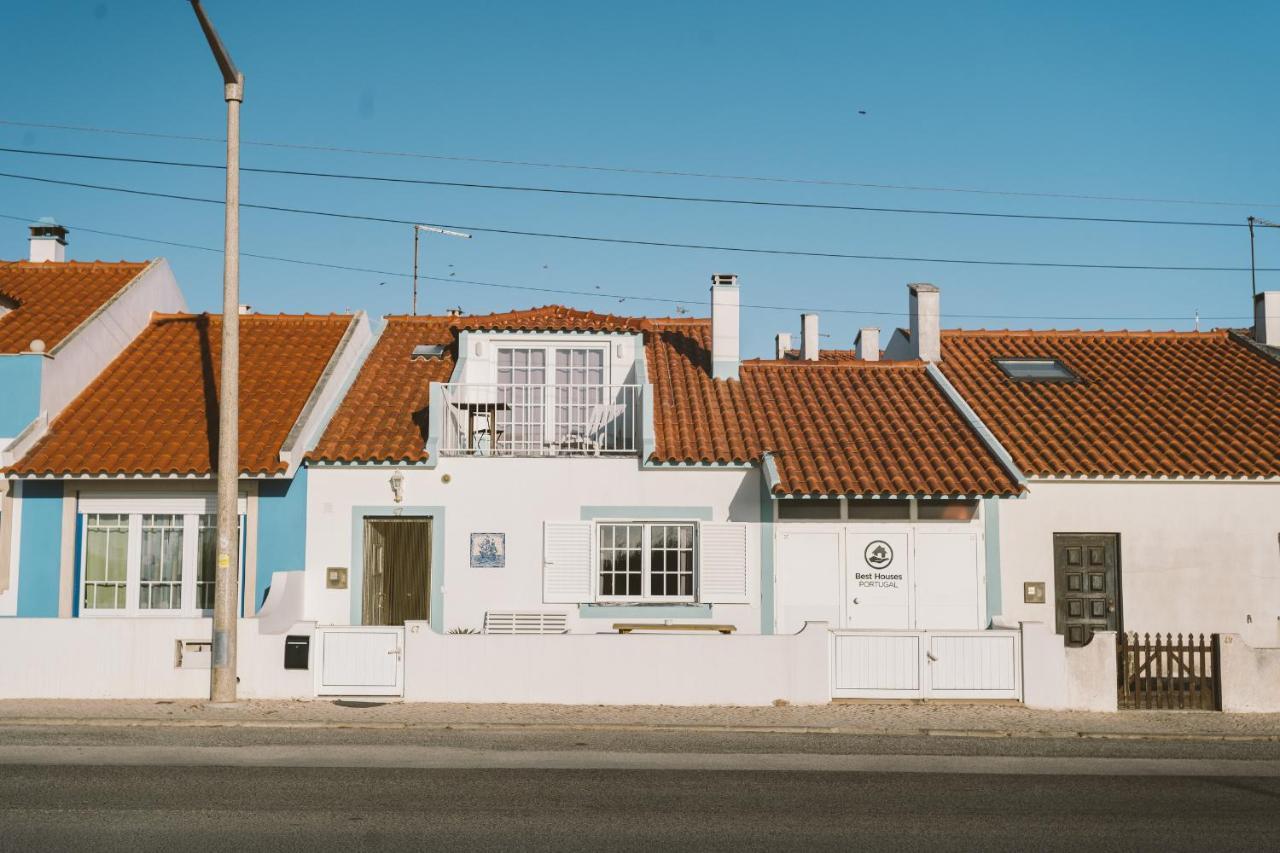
(0, 717, 1276, 743)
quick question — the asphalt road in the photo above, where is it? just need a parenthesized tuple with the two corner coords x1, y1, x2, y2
(0, 726, 1277, 852)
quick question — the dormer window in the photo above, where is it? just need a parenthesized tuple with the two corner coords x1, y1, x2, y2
(994, 358, 1078, 382)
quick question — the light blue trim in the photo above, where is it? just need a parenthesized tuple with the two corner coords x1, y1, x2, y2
(983, 497, 1003, 627)
(761, 452, 781, 495)
(0, 354, 43, 436)
(580, 505, 713, 521)
(925, 363, 1028, 491)
(579, 603, 712, 619)
(712, 358, 739, 380)
(759, 469, 775, 635)
(350, 505, 446, 632)
(423, 382, 443, 468)
(16, 480, 62, 617)
(256, 467, 308, 612)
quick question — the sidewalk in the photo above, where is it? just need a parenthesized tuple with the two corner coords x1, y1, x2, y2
(1, 699, 1278, 740)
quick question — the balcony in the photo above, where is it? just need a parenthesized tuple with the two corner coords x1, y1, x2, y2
(437, 383, 642, 457)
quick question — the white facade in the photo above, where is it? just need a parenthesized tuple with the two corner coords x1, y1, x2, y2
(995, 479, 1280, 647)
(304, 459, 764, 632)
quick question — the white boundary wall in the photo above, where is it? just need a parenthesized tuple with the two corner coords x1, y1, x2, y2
(1218, 634, 1280, 712)
(1020, 621, 1117, 711)
(0, 618, 314, 700)
(401, 620, 831, 705)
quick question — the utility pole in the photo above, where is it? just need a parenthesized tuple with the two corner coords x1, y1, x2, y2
(189, 0, 243, 704)
(412, 224, 471, 315)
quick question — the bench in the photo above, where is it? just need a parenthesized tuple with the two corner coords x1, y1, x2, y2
(613, 623, 736, 635)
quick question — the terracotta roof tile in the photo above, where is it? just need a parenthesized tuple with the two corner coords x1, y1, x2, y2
(937, 329, 1280, 479)
(647, 320, 1022, 496)
(456, 305, 646, 333)
(9, 313, 353, 477)
(0, 260, 149, 353)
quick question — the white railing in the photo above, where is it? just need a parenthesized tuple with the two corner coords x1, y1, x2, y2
(438, 383, 641, 457)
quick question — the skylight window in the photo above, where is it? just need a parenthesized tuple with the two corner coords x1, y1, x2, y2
(994, 358, 1078, 382)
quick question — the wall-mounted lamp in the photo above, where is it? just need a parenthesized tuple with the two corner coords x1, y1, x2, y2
(390, 470, 405, 504)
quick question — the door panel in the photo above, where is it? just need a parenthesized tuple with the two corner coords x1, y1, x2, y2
(363, 517, 432, 626)
(775, 529, 841, 634)
(315, 627, 404, 696)
(915, 532, 980, 629)
(844, 531, 910, 630)
(1054, 533, 1120, 646)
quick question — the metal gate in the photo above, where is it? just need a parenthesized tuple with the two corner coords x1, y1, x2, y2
(314, 626, 405, 697)
(831, 630, 1022, 700)
(1117, 632, 1220, 710)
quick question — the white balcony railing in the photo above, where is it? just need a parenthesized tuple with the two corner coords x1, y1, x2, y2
(438, 383, 641, 457)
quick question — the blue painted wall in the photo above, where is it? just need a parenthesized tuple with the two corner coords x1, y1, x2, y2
(0, 355, 43, 437)
(983, 498, 1003, 626)
(16, 481, 63, 617)
(255, 467, 308, 612)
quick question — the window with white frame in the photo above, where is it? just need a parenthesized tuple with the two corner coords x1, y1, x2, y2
(496, 345, 609, 452)
(597, 522, 696, 601)
(81, 510, 242, 616)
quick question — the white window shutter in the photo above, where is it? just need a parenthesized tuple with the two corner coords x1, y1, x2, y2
(699, 522, 750, 604)
(543, 521, 592, 603)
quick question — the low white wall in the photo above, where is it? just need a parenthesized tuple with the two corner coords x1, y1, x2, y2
(1020, 621, 1116, 711)
(0, 618, 315, 700)
(402, 620, 831, 706)
(1218, 634, 1280, 712)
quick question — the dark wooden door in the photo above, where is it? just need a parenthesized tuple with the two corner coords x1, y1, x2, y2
(362, 517, 431, 626)
(1054, 533, 1120, 647)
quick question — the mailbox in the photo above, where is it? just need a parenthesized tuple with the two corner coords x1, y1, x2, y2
(284, 635, 310, 670)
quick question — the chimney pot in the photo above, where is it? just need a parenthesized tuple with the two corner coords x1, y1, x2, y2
(1256, 291, 1280, 347)
(28, 217, 68, 263)
(774, 332, 792, 360)
(857, 327, 880, 362)
(710, 274, 740, 379)
(801, 313, 820, 361)
(907, 282, 940, 362)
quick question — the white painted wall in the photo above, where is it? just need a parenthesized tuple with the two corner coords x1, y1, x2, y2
(0, 617, 314, 699)
(40, 259, 186, 424)
(1020, 621, 1116, 711)
(305, 459, 763, 632)
(997, 480, 1280, 647)
(1218, 633, 1280, 712)
(401, 619, 830, 705)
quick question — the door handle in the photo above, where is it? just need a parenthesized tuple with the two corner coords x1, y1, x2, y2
(851, 597, 860, 605)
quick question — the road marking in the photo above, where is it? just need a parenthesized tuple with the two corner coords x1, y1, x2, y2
(0, 746, 1277, 776)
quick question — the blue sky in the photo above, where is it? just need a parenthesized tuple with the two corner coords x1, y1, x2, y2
(2, 1, 1276, 357)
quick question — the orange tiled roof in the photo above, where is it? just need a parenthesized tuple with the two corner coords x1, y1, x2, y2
(0, 260, 149, 353)
(937, 329, 1280, 479)
(309, 316, 456, 464)
(310, 309, 1022, 496)
(9, 313, 353, 478)
(647, 319, 1021, 496)
(455, 305, 647, 333)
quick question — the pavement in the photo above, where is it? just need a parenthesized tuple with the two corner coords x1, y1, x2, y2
(1, 697, 1278, 741)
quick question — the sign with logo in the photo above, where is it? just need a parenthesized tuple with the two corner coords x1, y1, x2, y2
(845, 531, 910, 629)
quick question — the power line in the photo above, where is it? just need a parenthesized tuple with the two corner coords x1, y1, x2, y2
(0, 212, 1251, 322)
(0, 146, 1248, 230)
(2, 117, 1276, 211)
(2, 170, 1275, 274)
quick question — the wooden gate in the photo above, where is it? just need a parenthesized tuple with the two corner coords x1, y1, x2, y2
(1117, 632, 1220, 710)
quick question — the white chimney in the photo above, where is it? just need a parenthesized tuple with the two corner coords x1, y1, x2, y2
(710, 273, 740, 379)
(857, 327, 880, 362)
(28, 217, 68, 263)
(801, 313, 820, 361)
(1256, 291, 1280, 347)
(908, 282, 940, 362)
(774, 332, 792, 360)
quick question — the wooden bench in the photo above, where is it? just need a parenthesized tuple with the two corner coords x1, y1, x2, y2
(613, 623, 736, 635)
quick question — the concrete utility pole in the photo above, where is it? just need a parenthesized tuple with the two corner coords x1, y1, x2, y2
(189, 0, 243, 704)
(412, 224, 471, 315)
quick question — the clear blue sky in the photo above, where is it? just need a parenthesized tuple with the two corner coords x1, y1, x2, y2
(2, 1, 1276, 357)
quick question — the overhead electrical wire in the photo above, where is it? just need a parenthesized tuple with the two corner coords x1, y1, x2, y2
(1, 171, 1274, 274)
(0, 212, 1250, 322)
(0, 146, 1249, 229)
(2, 117, 1276, 210)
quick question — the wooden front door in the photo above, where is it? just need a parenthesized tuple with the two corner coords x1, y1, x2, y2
(1054, 533, 1120, 646)
(362, 517, 432, 626)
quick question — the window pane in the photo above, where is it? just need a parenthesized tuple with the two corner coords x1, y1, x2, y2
(846, 500, 912, 521)
(140, 514, 183, 610)
(197, 514, 217, 610)
(916, 500, 979, 522)
(777, 500, 842, 520)
(84, 514, 128, 610)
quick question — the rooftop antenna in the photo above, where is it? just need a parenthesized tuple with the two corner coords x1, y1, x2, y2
(412, 224, 471, 315)
(1248, 216, 1280, 300)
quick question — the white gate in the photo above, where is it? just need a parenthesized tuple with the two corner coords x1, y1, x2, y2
(831, 629, 1021, 700)
(314, 626, 405, 697)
